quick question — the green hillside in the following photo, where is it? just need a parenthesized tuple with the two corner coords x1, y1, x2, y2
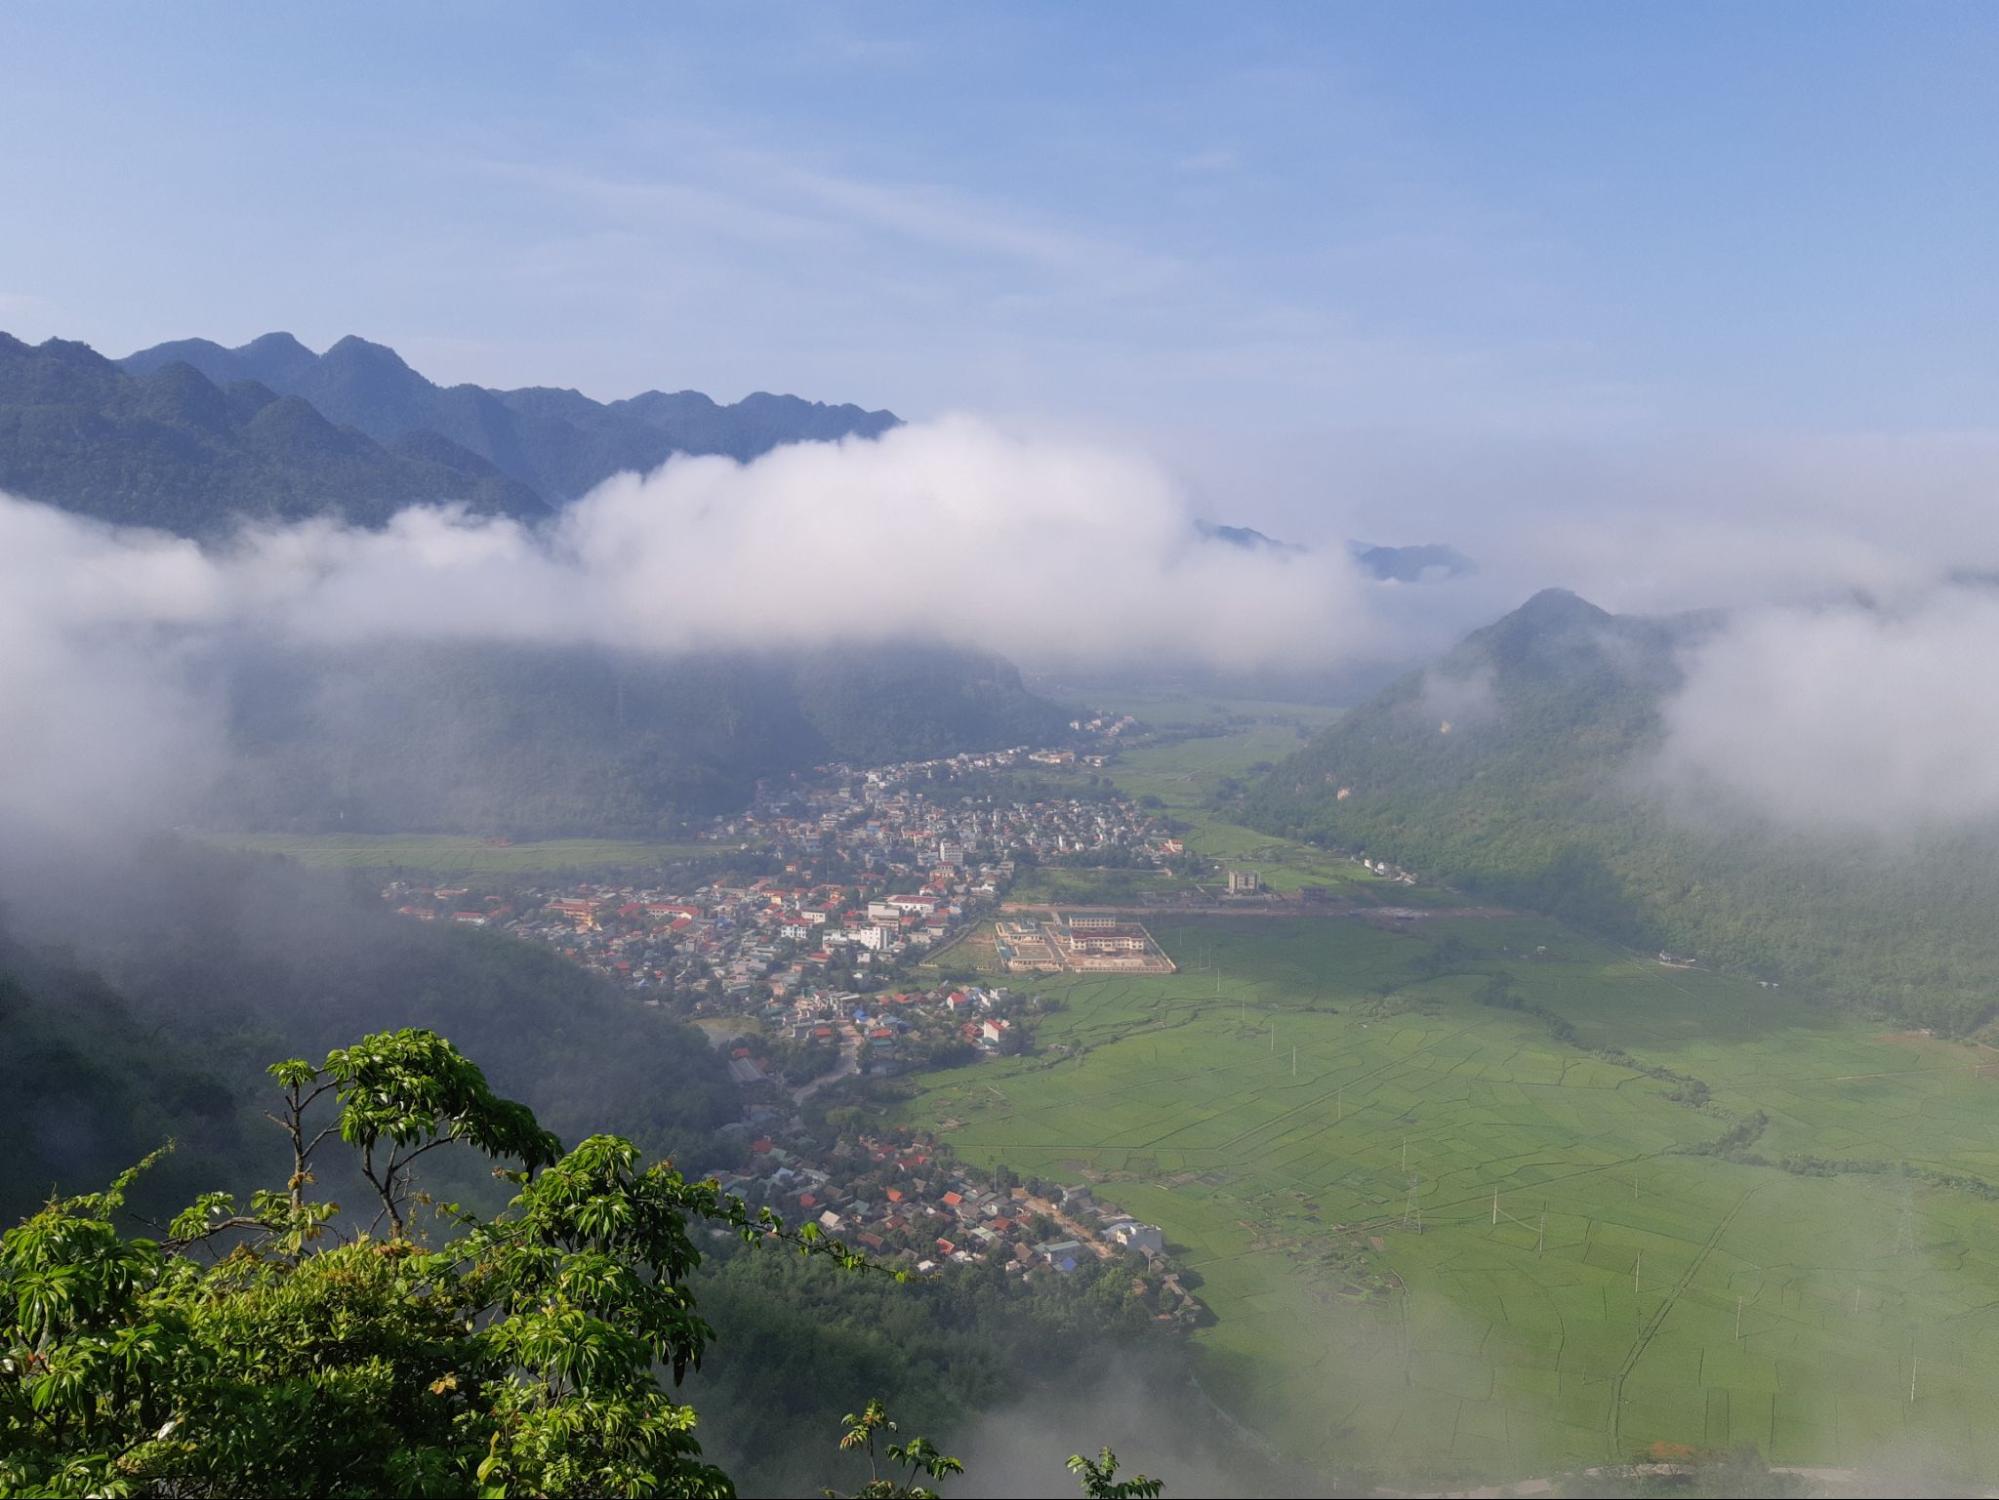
(1243, 589, 1999, 1033)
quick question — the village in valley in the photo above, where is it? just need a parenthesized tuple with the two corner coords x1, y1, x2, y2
(378, 723, 1220, 1309)
(380, 725, 1182, 1068)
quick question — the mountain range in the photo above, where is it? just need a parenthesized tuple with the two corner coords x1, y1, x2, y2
(1244, 587, 1999, 1033)
(119, 331, 901, 506)
(0, 330, 899, 536)
(0, 332, 545, 533)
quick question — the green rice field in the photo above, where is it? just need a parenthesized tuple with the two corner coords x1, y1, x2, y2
(893, 912, 1999, 1484)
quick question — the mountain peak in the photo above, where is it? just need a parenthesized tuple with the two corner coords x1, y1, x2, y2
(321, 335, 418, 373)
(1469, 589, 1613, 664)
(1450, 587, 1689, 699)
(243, 331, 312, 357)
(1513, 587, 1609, 624)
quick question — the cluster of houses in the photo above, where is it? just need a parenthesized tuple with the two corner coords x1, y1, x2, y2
(384, 737, 1183, 1011)
(705, 1128, 1205, 1326)
(761, 744, 1163, 869)
(383, 872, 977, 1000)
(777, 981, 1034, 1073)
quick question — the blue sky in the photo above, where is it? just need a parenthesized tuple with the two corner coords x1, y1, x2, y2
(4, 3, 1998, 535)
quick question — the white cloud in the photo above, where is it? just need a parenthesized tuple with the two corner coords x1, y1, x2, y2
(1654, 588, 1999, 836)
(219, 415, 1379, 665)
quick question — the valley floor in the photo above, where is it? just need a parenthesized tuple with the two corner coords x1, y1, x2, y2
(889, 912, 1999, 1484)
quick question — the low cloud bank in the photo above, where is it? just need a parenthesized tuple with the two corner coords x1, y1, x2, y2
(1655, 585, 1999, 836)
(0, 416, 1385, 837)
(214, 414, 1380, 665)
(12, 408, 1997, 848)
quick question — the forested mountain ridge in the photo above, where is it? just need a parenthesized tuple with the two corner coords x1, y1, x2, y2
(120, 331, 902, 504)
(1243, 588, 1999, 1032)
(0, 332, 545, 534)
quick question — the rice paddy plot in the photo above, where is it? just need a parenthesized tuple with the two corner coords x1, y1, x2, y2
(890, 913, 1999, 1484)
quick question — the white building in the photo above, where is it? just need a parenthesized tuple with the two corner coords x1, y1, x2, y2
(1107, 1221, 1165, 1256)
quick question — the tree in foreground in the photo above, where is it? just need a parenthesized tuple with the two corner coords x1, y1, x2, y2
(1067, 1448, 1166, 1500)
(1, 1028, 1164, 1499)
(827, 1398, 965, 1498)
(0, 1029, 859, 1497)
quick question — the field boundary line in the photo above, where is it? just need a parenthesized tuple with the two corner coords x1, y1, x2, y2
(1609, 1186, 1753, 1458)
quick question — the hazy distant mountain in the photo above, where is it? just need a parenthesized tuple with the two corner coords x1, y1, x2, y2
(0, 333, 542, 533)
(1194, 519, 1305, 553)
(121, 332, 902, 503)
(1348, 540, 1476, 581)
(1195, 521, 1476, 583)
(1243, 587, 1999, 1031)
